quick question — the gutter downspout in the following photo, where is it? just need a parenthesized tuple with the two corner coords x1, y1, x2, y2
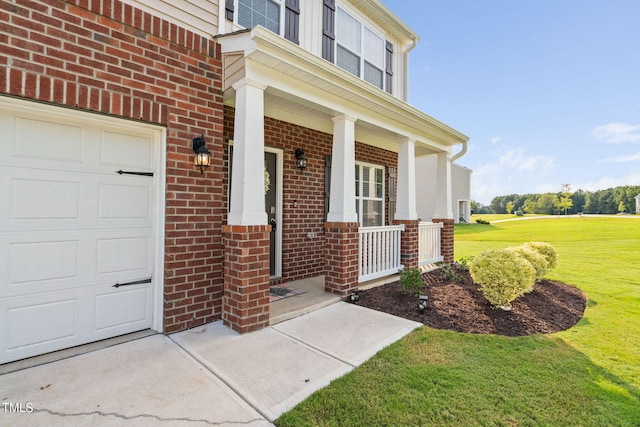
(403, 37, 418, 101)
(450, 140, 468, 163)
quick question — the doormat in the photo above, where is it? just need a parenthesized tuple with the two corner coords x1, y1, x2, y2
(269, 284, 308, 302)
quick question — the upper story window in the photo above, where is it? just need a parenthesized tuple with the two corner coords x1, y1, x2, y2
(322, 1, 394, 94)
(336, 8, 386, 90)
(226, 0, 300, 44)
(238, 0, 281, 34)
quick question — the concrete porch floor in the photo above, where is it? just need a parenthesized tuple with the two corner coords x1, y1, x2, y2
(269, 274, 403, 325)
(270, 276, 341, 325)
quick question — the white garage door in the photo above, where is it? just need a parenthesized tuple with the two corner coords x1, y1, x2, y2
(0, 99, 163, 364)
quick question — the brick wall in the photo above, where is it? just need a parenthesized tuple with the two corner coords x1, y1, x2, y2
(222, 225, 271, 333)
(324, 222, 360, 296)
(394, 219, 420, 269)
(433, 218, 455, 263)
(224, 106, 398, 283)
(1, 0, 225, 333)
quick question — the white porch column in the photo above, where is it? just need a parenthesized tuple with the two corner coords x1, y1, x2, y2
(433, 152, 454, 219)
(327, 114, 358, 223)
(395, 138, 418, 220)
(228, 78, 269, 225)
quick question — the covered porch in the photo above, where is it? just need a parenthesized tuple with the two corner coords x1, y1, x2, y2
(218, 27, 467, 333)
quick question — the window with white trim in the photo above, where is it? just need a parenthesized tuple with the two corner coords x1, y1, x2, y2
(336, 7, 387, 90)
(237, 0, 282, 35)
(355, 162, 385, 227)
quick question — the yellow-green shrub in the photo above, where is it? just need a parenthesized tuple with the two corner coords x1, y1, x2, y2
(470, 249, 536, 309)
(507, 246, 548, 282)
(524, 241, 558, 270)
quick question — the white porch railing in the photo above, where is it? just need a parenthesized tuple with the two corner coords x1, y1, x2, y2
(358, 224, 405, 282)
(419, 221, 444, 266)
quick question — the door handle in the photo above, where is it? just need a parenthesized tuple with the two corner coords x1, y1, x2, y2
(270, 217, 277, 231)
(113, 277, 152, 288)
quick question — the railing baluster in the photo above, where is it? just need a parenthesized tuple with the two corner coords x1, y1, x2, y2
(357, 225, 405, 282)
(418, 222, 444, 267)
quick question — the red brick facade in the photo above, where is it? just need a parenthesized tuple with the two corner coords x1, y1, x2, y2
(324, 222, 360, 296)
(2, 0, 453, 337)
(222, 225, 271, 333)
(394, 219, 420, 269)
(433, 218, 455, 263)
(1, 0, 226, 333)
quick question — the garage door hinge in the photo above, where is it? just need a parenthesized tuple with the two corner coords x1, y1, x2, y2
(113, 277, 152, 288)
(116, 170, 154, 177)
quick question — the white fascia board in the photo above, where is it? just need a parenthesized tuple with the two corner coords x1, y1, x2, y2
(218, 27, 468, 150)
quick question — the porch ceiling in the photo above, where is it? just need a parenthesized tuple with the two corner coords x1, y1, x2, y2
(217, 27, 468, 155)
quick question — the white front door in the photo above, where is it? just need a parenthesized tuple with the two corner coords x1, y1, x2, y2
(0, 99, 164, 364)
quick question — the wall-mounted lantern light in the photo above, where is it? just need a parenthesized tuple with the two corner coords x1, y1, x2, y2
(295, 148, 307, 171)
(192, 135, 211, 174)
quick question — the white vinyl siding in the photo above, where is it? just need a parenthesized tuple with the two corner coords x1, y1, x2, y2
(130, 0, 219, 36)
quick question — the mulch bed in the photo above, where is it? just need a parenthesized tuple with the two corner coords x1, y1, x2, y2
(354, 265, 586, 336)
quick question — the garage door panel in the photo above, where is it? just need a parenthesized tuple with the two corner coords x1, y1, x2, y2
(15, 116, 83, 164)
(9, 240, 79, 285)
(1, 100, 161, 364)
(11, 178, 81, 220)
(97, 236, 151, 275)
(1, 283, 153, 363)
(100, 130, 154, 170)
(98, 184, 151, 219)
(6, 299, 77, 351)
(1, 169, 154, 232)
(95, 286, 150, 331)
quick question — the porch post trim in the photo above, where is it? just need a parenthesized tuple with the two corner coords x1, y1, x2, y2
(327, 114, 358, 223)
(394, 137, 418, 221)
(228, 78, 269, 225)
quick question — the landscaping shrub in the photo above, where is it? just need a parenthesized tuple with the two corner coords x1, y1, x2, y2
(507, 246, 548, 283)
(456, 256, 475, 271)
(399, 267, 424, 296)
(524, 241, 558, 270)
(470, 249, 535, 309)
(475, 218, 490, 225)
(436, 262, 463, 283)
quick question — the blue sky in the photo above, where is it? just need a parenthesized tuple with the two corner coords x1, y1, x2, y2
(383, 1, 640, 204)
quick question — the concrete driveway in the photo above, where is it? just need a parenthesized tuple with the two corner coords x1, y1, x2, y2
(1, 302, 421, 425)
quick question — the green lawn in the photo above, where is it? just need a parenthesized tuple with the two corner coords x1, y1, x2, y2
(277, 216, 640, 426)
(471, 213, 544, 223)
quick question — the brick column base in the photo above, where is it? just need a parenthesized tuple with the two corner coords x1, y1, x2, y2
(324, 222, 359, 297)
(222, 224, 271, 334)
(394, 219, 420, 270)
(433, 218, 454, 263)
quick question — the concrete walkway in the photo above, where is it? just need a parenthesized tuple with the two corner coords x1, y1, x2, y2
(0, 302, 421, 425)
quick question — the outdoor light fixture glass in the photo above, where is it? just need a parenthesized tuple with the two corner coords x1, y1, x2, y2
(192, 135, 211, 174)
(295, 148, 307, 170)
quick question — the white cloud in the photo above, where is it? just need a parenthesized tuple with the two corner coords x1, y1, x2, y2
(604, 152, 640, 162)
(490, 136, 501, 145)
(496, 148, 555, 173)
(592, 123, 640, 144)
(471, 146, 556, 203)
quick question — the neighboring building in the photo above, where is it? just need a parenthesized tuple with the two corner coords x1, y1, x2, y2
(0, 0, 469, 363)
(416, 157, 472, 224)
(636, 194, 640, 214)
